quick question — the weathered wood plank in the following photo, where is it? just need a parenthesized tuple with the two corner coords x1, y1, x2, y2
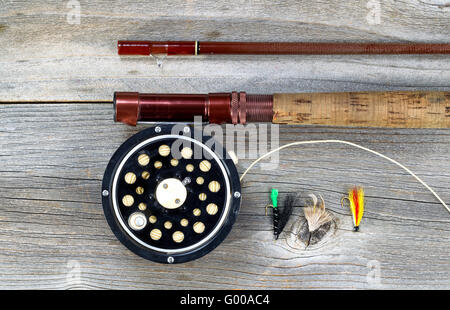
(0, 1, 449, 101)
(0, 0, 449, 290)
(0, 103, 448, 289)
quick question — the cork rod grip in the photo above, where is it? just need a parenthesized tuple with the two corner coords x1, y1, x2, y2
(272, 91, 449, 128)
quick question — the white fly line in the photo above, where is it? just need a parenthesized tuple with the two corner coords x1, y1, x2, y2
(239, 140, 449, 214)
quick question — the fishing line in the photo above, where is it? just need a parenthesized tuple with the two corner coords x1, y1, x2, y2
(240, 140, 449, 214)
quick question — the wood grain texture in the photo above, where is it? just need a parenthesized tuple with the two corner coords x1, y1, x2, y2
(0, 103, 449, 289)
(273, 91, 450, 128)
(0, 0, 449, 290)
(0, 1, 449, 101)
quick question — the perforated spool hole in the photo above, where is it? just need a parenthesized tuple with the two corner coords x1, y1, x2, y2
(199, 160, 211, 172)
(186, 164, 194, 172)
(199, 193, 207, 201)
(138, 154, 150, 166)
(149, 215, 157, 224)
(193, 222, 205, 234)
(172, 231, 184, 243)
(170, 158, 179, 166)
(196, 177, 204, 185)
(124, 172, 137, 184)
(158, 145, 170, 156)
(206, 203, 218, 215)
(193, 208, 201, 216)
(164, 221, 173, 230)
(150, 229, 162, 240)
(136, 186, 144, 195)
(138, 202, 147, 211)
(122, 195, 134, 207)
(141, 171, 150, 180)
(180, 218, 189, 227)
(208, 181, 220, 192)
(154, 161, 163, 169)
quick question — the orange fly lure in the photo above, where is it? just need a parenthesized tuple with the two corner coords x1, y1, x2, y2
(345, 187, 365, 231)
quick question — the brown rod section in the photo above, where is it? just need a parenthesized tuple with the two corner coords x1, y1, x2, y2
(118, 41, 450, 55)
(114, 92, 273, 126)
(114, 91, 449, 128)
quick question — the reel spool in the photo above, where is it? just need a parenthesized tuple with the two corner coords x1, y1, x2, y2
(101, 125, 241, 263)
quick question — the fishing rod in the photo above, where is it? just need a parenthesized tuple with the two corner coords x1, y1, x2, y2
(118, 41, 450, 56)
(114, 91, 449, 128)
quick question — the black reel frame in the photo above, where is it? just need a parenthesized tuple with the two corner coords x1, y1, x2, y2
(101, 125, 241, 264)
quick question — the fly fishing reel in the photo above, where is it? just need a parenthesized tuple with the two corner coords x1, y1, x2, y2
(102, 125, 241, 263)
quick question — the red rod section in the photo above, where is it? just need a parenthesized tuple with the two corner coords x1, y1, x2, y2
(118, 41, 450, 55)
(114, 92, 273, 126)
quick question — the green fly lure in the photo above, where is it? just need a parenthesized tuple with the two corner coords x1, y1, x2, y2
(267, 189, 294, 240)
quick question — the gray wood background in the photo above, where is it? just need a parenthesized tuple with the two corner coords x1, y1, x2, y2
(0, 0, 449, 289)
